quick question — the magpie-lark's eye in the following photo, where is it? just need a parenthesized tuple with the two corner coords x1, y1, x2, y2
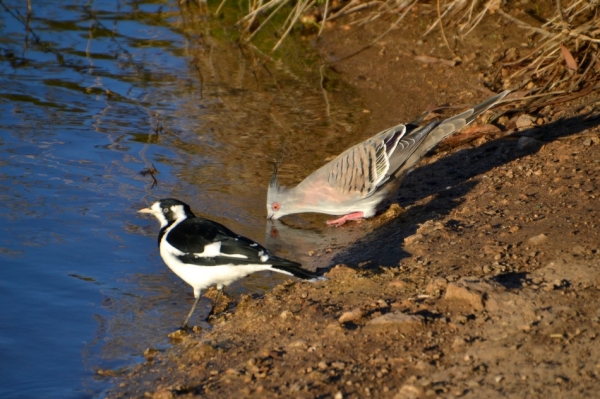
(163, 208, 169, 214)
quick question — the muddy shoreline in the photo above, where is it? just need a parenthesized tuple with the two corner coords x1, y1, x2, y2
(106, 7, 600, 399)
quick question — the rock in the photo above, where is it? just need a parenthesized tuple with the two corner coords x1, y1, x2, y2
(583, 138, 593, 146)
(394, 384, 424, 399)
(517, 136, 542, 151)
(516, 114, 535, 129)
(416, 220, 444, 235)
(167, 329, 188, 340)
(389, 280, 408, 289)
(288, 340, 308, 349)
(444, 278, 493, 311)
(325, 322, 343, 333)
(331, 361, 346, 370)
(280, 310, 293, 319)
(425, 277, 448, 295)
(528, 233, 548, 245)
(542, 282, 556, 292)
(366, 312, 424, 332)
(326, 264, 357, 277)
(381, 203, 404, 220)
(339, 308, 365, 323)
(403, 233, 423, 245)
(148, 389, 175, 399)
(415, 360, 433, 371)
(143, 348, 160, 361)
(467, 380, 481, 388)
(452, 337, 467, 351)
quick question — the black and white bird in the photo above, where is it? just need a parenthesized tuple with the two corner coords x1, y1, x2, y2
(267, 90, 510, 226)
(139, 198, 323, 328)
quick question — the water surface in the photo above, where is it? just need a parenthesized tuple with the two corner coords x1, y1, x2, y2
(0, 1, 365, 397)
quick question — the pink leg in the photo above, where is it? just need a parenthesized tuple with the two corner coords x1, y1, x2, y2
(326, 212, 365, 227)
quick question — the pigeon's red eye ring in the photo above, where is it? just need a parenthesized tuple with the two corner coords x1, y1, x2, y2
(272, 203, 281, 211)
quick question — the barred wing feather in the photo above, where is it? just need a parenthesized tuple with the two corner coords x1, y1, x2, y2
(326, 124, 407, 198)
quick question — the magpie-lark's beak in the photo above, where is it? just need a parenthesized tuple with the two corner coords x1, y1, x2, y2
(138, 207, 153, 214)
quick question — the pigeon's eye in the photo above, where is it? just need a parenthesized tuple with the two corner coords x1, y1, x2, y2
(162, 207, 169, 214)
(272, 203, 281, 211)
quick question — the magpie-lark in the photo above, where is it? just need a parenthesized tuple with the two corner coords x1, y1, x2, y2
(138, 198, 322, 328)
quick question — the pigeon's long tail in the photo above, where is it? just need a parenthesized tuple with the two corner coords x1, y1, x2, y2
(271, 262, 326, 281)
(397, 90, 510, 175)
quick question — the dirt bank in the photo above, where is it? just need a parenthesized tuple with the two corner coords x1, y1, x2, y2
(107, 5, 600, 399)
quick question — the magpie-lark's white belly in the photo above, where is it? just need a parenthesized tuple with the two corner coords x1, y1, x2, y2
(159, 233, 291, 297)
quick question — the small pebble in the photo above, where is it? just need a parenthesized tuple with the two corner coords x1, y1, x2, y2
(467, 380, 480, 387)
(338, 308, 365, 323)
(452, 337, 467, 350)
(280, 310, 293, 319)
(517, 136, 542, 151)
(332, 361, 346, 369)
(528, 233, 548, 245)
(543, 283, 555, 292)
(516, 114, 535, 129)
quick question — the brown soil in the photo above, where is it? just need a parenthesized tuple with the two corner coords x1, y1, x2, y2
(107, 5, 600, 399)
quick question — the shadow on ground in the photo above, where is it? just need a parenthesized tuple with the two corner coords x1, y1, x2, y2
(327, 112, 600, 268)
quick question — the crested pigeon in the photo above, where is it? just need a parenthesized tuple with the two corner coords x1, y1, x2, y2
(267, 90, 510, 226)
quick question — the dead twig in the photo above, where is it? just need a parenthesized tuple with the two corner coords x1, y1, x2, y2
(140, 164, 159, 189)
(272, 0, 316, 52)
(437, 0, 457, 57)
(497, 9, 551, 36)
(318, 0, 330, 36)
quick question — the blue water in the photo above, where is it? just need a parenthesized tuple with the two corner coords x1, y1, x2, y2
(0, 1, 360, 397)
(0, 2, 191, 397)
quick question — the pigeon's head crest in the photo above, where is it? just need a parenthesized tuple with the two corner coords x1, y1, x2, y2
(267, 164, 286, 220)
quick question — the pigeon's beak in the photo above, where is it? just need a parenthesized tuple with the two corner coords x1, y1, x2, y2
(138, 207, 153, 214)
(267, 212, 274, 220)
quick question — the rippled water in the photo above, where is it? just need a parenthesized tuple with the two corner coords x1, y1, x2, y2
(0, 1, 363, 397)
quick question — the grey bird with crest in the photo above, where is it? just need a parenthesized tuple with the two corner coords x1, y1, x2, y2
(267, 90, 510, 226)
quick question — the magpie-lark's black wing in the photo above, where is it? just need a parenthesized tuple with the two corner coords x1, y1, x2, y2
(165, 217, 301, 268)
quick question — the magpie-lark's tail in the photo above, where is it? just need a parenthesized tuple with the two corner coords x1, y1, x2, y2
(271, 262, 326, 281)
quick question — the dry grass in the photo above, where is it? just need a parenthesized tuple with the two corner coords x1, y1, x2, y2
(493, 1, 599, 100)
(214, 0, 598, 102)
